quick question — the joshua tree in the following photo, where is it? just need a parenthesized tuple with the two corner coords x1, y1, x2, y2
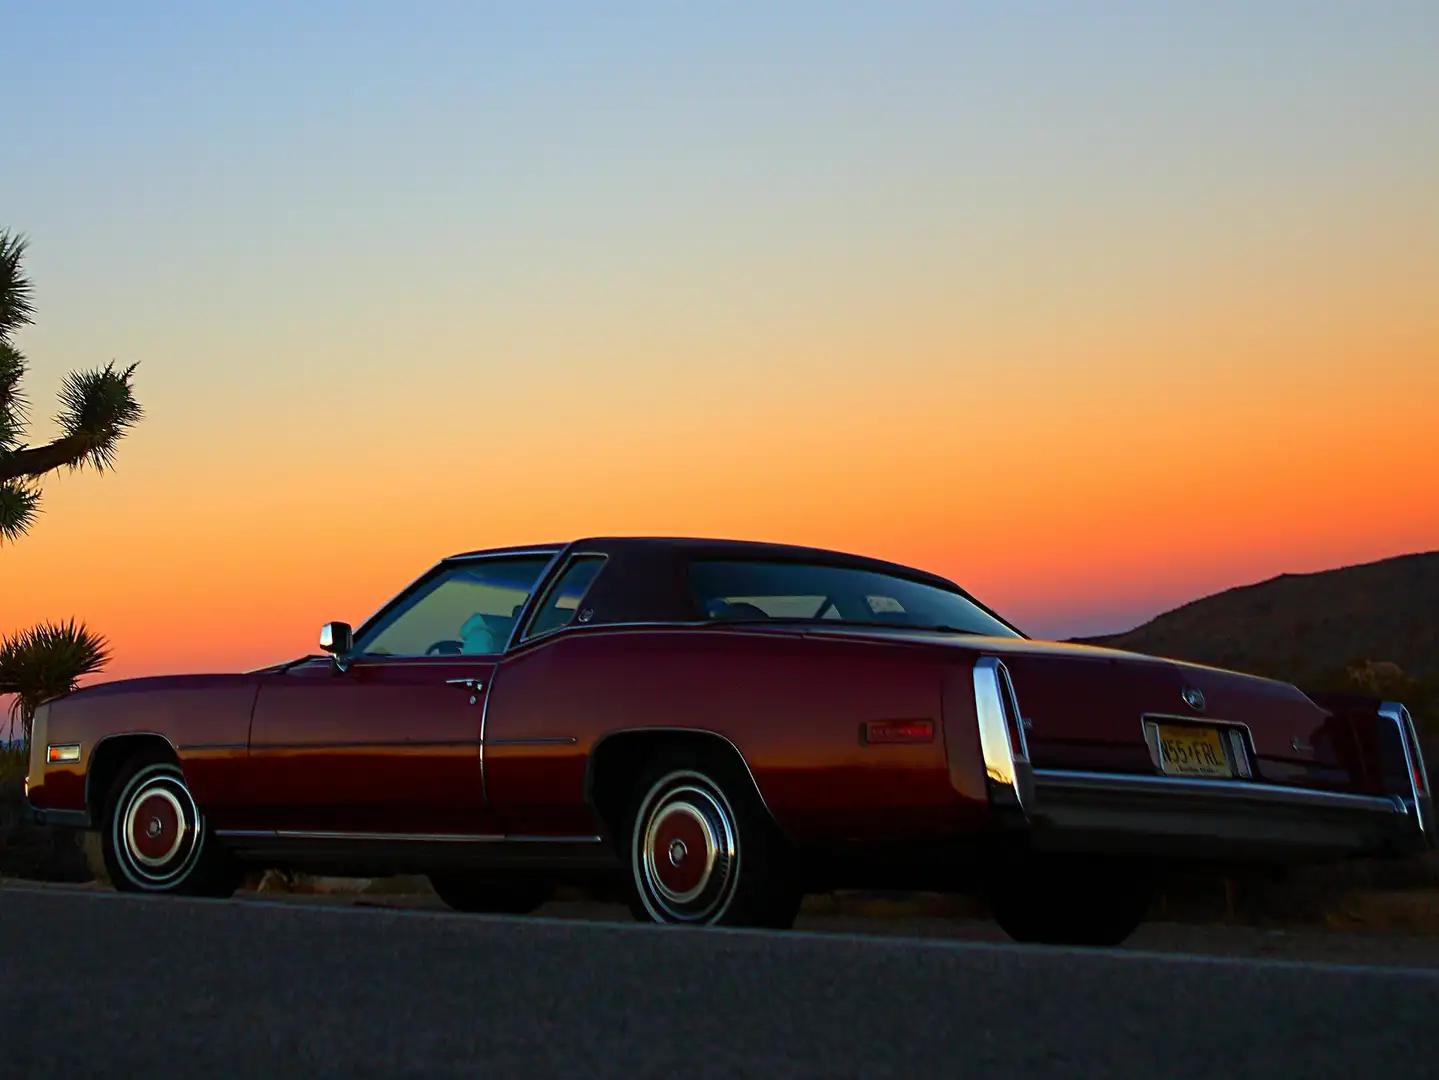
(0, 229, 141, 747)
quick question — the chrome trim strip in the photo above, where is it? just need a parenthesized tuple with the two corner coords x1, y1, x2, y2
(507, 834, 603, 843)
(1033, 768, 1411, 815)
(973, 657, 1030, 816)
(447, 545, 567, 564)
(215, 830, 504, 842)
(177, 742, 248, 751)
(212, 829, 603, 844)
(251, 740, 480, 751)
(1379, 701, 1431, 837)
(503, 617, 1020, 653)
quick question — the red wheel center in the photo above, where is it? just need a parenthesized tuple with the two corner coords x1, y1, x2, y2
(652, 810, 709, 897)
(130, 792, 181, 862)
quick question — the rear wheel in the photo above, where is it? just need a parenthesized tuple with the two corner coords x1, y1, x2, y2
(428, 873, 553, 915)
(625, 750, 801, 929)
(101, 752, 240, 897)
(987, 853, 1150, 947)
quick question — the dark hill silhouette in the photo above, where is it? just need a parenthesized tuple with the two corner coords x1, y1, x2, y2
(1073, 552, 1439, 721)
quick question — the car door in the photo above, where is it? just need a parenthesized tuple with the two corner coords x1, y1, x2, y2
(245, 553, 555, 836)
(481, 553, 612, 837)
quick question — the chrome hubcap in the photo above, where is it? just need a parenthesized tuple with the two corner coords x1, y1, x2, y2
(114, 766, 204, 889)
(634, 773, 739, 923)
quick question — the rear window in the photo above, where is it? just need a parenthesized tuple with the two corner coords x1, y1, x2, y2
(687, 560, 1019, 637)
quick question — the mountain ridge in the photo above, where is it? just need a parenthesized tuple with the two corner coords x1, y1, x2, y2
(1072, 550, 1439, 724)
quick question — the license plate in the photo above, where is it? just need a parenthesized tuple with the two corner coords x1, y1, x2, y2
(1155, 724, 1234, 778)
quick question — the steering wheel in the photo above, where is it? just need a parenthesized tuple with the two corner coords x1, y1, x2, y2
(425, 640, 464, 656)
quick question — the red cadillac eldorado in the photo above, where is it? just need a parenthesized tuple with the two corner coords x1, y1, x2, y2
(23, 537, 1433, 945)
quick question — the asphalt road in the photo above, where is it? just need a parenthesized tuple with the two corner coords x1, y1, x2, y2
(4, 886, 1439, 1080)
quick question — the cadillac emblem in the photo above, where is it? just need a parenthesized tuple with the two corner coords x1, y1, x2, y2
(1181, 687, 1206, 712)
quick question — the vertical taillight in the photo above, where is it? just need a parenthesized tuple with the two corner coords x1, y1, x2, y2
(1401, 707, 1430, 797)
(1379, 702, 1430, 804)
(995, 662, 1030, 762)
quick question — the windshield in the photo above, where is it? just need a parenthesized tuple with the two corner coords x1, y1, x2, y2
(687, 559, 1020, 638)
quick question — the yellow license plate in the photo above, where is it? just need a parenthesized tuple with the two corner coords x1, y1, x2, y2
(1155, 724, 1234, 778)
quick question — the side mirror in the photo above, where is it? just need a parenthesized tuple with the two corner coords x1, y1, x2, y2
(319, 621, 353, 657)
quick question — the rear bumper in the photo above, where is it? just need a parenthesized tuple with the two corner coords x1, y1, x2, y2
(1029, 768, 1433, 862)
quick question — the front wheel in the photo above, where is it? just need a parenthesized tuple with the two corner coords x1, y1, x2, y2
(626, 752, 801, 929)
(101, 754, 240, 897)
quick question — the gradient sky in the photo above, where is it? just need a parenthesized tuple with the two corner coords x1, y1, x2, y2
(1, 1, 1436, 680)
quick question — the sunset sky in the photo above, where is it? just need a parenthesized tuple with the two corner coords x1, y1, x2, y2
(2, 2, 1436, 680)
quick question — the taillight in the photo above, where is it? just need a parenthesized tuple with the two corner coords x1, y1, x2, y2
(1380, 703, 1430, 801)
(994, 662, 1029, 760)
(1401, 708, 1429, 796)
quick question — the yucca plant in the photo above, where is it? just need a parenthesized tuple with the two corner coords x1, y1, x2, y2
(0, 620, 110, 746)
(0, 228, 141, 749)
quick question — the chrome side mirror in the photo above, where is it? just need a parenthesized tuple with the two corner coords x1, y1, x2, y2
(319, 621, 353, 657)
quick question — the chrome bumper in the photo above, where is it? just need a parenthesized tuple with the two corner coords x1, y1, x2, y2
(24, 800, 90, 829)
(1029, 768, 1433, 861)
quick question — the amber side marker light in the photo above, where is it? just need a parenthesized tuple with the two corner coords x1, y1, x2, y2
(861, 720, 934, 745)
(46, 744, 80, 764)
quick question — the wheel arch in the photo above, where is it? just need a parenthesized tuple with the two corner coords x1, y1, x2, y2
(585, 727, 785, 849)
(85, 732, 181, 825)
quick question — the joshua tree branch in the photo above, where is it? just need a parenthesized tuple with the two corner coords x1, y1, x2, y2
(0, 361, 142, 482)
(0, 435, 96, 481)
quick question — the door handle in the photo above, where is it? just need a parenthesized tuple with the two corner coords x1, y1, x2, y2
(445, 678, 484, 692)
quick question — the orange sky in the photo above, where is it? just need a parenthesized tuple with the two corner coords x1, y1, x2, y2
(3, 6, 1437, 682)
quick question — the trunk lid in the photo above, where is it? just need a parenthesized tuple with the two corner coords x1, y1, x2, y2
(980, 640, 1355, 791)
(792, 628, 1388, 795)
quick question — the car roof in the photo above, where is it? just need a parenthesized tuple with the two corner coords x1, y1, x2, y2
(387, 536, 1022, 641)
(445, 535, 960, 588)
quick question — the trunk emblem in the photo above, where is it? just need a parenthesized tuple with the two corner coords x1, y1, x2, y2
(1181, 687, 1206, 712)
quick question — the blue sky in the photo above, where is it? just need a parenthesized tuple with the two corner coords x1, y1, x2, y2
(2, 2, 1436, 670)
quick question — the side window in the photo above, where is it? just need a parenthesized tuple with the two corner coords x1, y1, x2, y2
(523, 555, 608, 639)
(353, 556, 552, 657)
